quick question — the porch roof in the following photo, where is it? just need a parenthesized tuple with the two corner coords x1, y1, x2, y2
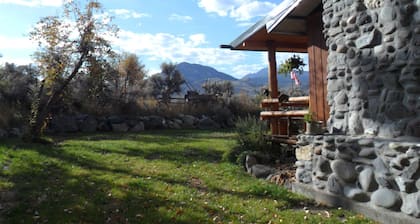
(220, 0, 321, 52)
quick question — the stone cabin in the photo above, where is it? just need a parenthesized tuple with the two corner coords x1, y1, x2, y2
(222, 0, 420, 223)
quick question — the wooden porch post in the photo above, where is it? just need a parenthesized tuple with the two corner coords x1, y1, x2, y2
(267, 41, 279, 135)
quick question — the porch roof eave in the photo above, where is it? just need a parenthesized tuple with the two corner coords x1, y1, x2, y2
(220, 0, 321, 53)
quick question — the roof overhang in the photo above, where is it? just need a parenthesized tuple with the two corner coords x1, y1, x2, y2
(221, 0, 321, 52)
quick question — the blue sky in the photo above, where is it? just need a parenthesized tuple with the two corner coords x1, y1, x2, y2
(0, 0, 307, 78)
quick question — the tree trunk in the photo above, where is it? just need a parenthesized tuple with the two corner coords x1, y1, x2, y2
(25, 50, 87, 142)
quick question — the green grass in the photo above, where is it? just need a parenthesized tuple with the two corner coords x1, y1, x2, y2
(0, 130, 374, 223)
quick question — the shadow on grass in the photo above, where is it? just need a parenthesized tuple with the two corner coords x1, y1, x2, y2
(0, 139, 213, 223)
(0, 131, 310, 223)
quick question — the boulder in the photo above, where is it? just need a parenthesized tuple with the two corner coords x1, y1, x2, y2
(249, 164, 275, 179)
(331, 160, 357, 183)
(130, 122, 145, 132)
(166, 120, 181, 129)
(245, 154, 258, 173)
(107, 115, 125, 124)
(390, 155, 410, 170)
(125, 119, 139, 128)
(395, 176, 415, 193)
(111, 123, 129, 132)
(8, 128, 22, 138)
(336, 143, 357, 161)
(79, 116, 97, 133)
(343, 186, 369, 202)
(143, 116, 165, 129)
(358, 167, 378, 192)
(375, 174, 398, 190)
(0, 129, 7, 138)
(401, 192, 420, 217)
(50, 115, 79, 133)
(179, 115, 196, 128)
(295, 145, 313, 161)
(358, 138, 374, 147)
(372, 157, 390, 175)
(371, 188, 401, 209)
(402, 158, 420, 180)
(327, 174, 343, 195)
(197, 117, 220, 130)
(296, 168, 312, 184)
(358, 147, 377, 159)
(97, 120, 111, 132)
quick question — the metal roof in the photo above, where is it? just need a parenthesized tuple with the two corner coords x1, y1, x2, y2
(221, 0, 321, 52)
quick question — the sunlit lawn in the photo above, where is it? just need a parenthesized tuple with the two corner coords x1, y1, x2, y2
(0, 130, 374, 223)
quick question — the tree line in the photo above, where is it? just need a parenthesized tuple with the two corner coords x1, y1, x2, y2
(0, 0, 242, 141)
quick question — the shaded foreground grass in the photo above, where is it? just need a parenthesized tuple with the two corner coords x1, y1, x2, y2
(0, 130, 374, 223)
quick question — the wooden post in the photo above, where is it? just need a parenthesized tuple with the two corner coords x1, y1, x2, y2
(267, 41, 279, 135)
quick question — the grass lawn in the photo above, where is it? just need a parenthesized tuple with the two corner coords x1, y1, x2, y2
(0, 130, 374, 223)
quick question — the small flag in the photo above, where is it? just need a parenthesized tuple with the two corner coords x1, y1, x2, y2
(290, 70, 300, 86)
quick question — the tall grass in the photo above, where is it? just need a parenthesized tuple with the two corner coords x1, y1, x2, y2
(223, 115, 271, 164)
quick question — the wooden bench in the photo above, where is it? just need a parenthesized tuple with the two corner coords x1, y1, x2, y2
(260, 96, 310, 143)
(260, 109, 309, 119)
(261, 96, 309, 109)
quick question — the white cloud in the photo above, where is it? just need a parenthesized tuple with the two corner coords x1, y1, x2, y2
(198, 0, 241, 17)
(230, 1, 276, 21)
(237, 22, 254, 27)
(197, 0, 276, 21)
(188, 34, 207, 46)
(0, 35, 34, 50)
(232, 62, 266, 78)
(169, 14, 193, 23)
(0, 0, 64, 7)
(0, 35, 35, 65)
(110, 9, 150, 19)
(0, 56, 34, 66)
(110, 29, 245, 70)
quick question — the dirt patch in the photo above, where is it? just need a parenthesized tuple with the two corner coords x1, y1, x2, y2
(188, 177, 207, 191)
(266, 160, 297, 190)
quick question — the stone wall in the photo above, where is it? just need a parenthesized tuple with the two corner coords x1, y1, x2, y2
(296, 134, 420, 218)
(323, 0, 420, 138)
(293, 0, 420, 221)
(0, 114, 231, 138)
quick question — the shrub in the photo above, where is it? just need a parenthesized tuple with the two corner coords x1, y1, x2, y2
(227, 93, 260, 117)
(223, 115, 271, 164)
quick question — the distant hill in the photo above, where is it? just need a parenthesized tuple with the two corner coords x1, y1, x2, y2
(174, 62, 309, 96)
(241, 68, 310, 91)
(176, 62, 238, 93)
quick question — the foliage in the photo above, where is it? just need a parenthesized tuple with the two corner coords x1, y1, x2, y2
(278, 54, 306, 76)
(0, 63, 39, 129)
(304, 112, 313, 123)
(223, 115, 270, 164)
(26, 0, 118, 140)
(202, 80, 233, 97)
(227, 93, 260, 118)
(148, 62, 185, 104)
(117, 53, 147, 102)
(0, 130, 374, 223)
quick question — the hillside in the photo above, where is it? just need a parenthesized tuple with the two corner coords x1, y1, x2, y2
(241, 68, 310, 91)
(175, 62, 309, 95)
(176, 62, 239, 92)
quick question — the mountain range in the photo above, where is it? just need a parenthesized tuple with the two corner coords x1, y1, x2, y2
(176, 62, 309, 95)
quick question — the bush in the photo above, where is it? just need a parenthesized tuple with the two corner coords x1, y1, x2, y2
(223, 115, 271, 164)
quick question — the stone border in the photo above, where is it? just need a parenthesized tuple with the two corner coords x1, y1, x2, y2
(292, 182, 419, 224)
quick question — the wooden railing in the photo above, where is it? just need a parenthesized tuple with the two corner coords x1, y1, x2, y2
(260, 96, 309, 144)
